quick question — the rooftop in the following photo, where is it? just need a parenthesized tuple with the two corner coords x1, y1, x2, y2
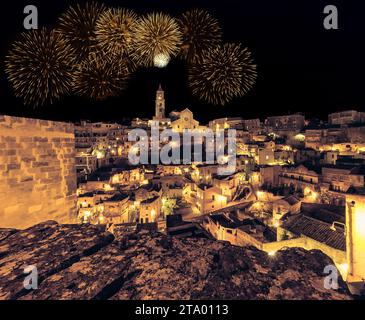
(209, 214, 241, 229)
(282, 214, 346, 251)
(301, 202, 345, 224)
(140, 195, 160, 205)
(322, 164, 365, 174)
(104, 192, 129, 202)
(78, 192, 94, 198)
(283, 195, 301, 206)
(238, 219, 276, 243)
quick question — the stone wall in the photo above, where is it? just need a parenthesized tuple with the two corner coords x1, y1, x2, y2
(346, 126, 365, 143)
(0, 115, 77, 229)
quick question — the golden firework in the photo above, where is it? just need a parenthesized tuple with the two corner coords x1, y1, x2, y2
(131, 12, 182, 67)
(188, 43, 257, 105)
(73, 51, 129, 100)
(56, 1, 106, 62)
(5, 28, 76, 107)
(95, 7, 137, 57)
(178, 9, 222, 63)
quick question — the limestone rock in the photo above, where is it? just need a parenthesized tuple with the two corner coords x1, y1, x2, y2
(0, 221, 113, 299)
(0, 222, 352, 300)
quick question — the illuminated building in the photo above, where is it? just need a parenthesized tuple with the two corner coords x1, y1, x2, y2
(139, 196, 162, 223)
(102, 193, 130, 224)
(278, 164, 320, 192)
(345, 194, 365, 294)
(151, 84, 171, 128)
(171, 108, 200, 133)
(265, 113, 305, 132)
(322, 165, 365, 192)
(196, 184, 227, 213)
(328, 110, 365, 125)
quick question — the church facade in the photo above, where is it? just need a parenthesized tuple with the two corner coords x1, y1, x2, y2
(148, 84, 205, 133)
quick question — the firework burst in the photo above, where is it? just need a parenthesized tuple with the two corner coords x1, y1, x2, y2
(96, 8, 137, 57)
(73, 52, 129, 100)
(131, 12, 182, 67)
(188, 43, 257, 106)
(56, 1, 106, 61)
(95, 7, 138, 73)
(5, 28, 76, 107)
(178, 9, 222, 63)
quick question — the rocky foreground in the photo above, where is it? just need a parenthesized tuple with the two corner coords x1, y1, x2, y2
(0, 221, 352, 300)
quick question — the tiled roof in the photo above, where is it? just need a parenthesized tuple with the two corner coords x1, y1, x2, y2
(209, 214, 240, 229)
(79, 192, 94, 198)
(301, 203, 345, 224)
(282, 214, 346, 251)
(105, 192, 129, 202)
(283, 195, 300, 206)
(140, 195, 160, 205)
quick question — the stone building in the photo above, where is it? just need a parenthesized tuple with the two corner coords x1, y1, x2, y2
(139, 195, 162, 223)
(243, 118, 262, 134)
(259, 165, 282, 188)
(196, 184, 227, 213)
(0, 115, 77, 228)
(265, 113, 305, 133)
(171, 108, 200, 133)
(209, 117, 242, 130)
(74, 121, 122, 151)
(258, 147, 275, 165)
(102, 193, 130, 224)
(203, 213, 240, 243)
(272, 196, 301, 225)
(328, 110, 365, 125)
(111, 167, 144, 186)
(322, 165, 365, 192)
(279, 164, 320, 192)
(75, 154, 98, 179)
(213, 173, 245, 202)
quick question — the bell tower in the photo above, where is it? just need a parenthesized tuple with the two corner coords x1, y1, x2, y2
(155, 84, 165, 119)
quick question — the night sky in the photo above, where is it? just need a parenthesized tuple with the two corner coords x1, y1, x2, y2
(1, 0, 365, 124)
